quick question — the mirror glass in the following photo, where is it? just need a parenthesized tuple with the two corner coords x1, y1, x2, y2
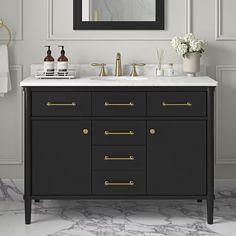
(82, 0, 156, 22)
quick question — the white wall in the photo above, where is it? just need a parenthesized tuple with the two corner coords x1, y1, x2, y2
(0, 0, 236, 179)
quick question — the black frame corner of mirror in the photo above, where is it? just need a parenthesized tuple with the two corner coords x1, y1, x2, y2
(73, 0, 164, 30)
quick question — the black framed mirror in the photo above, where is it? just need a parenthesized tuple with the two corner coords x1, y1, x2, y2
(73, 0, 164, 30)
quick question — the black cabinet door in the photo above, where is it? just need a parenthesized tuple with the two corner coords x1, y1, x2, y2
(147, 121, 206, 196)
(32, 120, 91, 195)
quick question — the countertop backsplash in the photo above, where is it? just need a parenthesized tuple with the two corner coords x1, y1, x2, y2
(30, 64, 207, 78)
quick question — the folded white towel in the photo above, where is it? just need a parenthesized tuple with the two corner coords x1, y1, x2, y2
(0, 45, 12, 97)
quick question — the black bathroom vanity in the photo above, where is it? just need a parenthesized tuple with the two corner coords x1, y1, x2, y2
(21, 76, 217, 224)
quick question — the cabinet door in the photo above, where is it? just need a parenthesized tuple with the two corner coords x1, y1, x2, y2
(147, 121, 206, 196)
(32, 120, 91, 195)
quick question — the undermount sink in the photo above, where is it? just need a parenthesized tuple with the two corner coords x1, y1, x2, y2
(89, 76, 150, 81)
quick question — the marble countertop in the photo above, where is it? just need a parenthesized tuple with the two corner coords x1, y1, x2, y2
(20, 76, 218, 87)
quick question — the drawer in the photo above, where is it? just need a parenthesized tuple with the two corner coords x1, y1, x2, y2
(147, 92, 206, 117)
(92, 146, 146, 170)
(92, 171, 146, 195)
(92, 121, 146, 145)
(32, 92, 91, 116)
(92, 92, 146, 116)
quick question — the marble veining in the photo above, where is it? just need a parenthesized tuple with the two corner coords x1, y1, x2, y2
(0, 179, 236, 236)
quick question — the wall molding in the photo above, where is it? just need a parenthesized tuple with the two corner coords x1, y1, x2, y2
(0, 0, 23, 41)
(215, 0, 236, 41)
(47, 0, 192, 41)
(0, 65, 23, 164)
(19, 0, 23, 40)
(216, 65, 236, 164)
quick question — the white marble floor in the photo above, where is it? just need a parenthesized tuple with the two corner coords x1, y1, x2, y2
(0, 179, 236, 236)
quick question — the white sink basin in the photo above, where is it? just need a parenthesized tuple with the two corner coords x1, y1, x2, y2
(89, 76, 149, 81)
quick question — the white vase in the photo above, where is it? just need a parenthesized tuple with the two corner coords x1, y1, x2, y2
(183, 52, 200, 77)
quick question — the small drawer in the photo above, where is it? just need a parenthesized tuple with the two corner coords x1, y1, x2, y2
(32, 92, 91, 116)
(147, 92, 206, 117)
(92, 121, 146, 145)
(92, 171, 146, 195)
(92, 92, 146, 116)
(92, 146, 146, 170)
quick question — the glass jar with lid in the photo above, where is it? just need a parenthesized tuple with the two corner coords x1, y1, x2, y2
(167, 63, 174, 77)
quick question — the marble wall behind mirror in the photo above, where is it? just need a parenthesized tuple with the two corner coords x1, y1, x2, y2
(82, 0, 156, 22)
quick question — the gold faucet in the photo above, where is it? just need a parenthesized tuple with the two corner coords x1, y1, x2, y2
(115, 53, 122, 76)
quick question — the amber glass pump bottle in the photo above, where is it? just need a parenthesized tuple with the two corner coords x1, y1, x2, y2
(44, 45, 55, 75)
(57, 45, 68, 75)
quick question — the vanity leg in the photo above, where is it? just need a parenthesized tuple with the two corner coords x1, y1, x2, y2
(25, 197, 32, 224)
(24, 88, 32, 225)
(207, 198, 214, 224)
(197, 199, 202, 203)
(207, 88, 214, 225)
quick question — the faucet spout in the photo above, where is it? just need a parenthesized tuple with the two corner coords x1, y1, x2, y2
(115, 53, 122, 76)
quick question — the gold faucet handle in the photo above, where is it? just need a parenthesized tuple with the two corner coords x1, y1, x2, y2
(91, 63, 107, 77)
(91, 63, 106, 67)
(130, 63, 146, 77)
(133, 63, 146, 67)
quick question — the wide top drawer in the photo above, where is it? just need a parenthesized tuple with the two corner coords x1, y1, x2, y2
(147, 92, 206, 117)
(92, 92, 146, 116)
(32, 92, 91, 116)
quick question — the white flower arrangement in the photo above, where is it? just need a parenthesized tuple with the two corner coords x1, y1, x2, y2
(171, 33, 207, 57)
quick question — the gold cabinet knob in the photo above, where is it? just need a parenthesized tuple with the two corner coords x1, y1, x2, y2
(149, 128, 156, 135)
(83, 129, 89, 135)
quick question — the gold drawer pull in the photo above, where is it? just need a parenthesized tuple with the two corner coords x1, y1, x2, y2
(162, 102, 192, 107)
(104, 131, 134, 136)
(104, 181, 135, 186)
(104, 102, 134, 107)
(104, 155, 134, 161)
(46, 102, 77, 107)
